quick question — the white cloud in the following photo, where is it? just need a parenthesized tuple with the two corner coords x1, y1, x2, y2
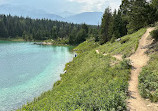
(68, 0, 107, 12)
(67, 0, 121, 12)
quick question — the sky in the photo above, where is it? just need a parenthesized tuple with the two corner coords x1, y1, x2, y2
(0, 0, 122, 14)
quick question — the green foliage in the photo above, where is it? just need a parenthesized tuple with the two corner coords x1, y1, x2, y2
(99, 0, 157, 44)
(127, 0, 157, 33)
(120, 37, 130, 44)
(18, 34, 134, 110)
(69, 24, 90, 45)
(74, 40, 99, 54)
(0, 15, 97, 45)
(100, 8, 127, 44)
(139, 54, 158, 102)
(150, 28, 158, 41)
(98, 28, 146, 57)
(76, 29, 87, 44)
(120, 59, 131, 69)
(17, 27, 148, 111)
(151, 0, 158, 18)
(100, 7, 113, 44)
(112, 10, 127, 38)
(110, 35, 116, 43)
(135, 40, 139, 52)
(120, 0, 158, 34)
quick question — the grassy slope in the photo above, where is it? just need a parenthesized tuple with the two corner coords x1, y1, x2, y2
(18, 28, 146, 111)
(74, 40, 100, 53)
(139, 41, 158, 102)
(97, 28, 146, 57)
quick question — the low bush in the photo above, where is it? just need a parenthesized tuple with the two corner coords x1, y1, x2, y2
(139, 53, 158, 102)
(120, 38, 130, 44)
(150, 28, 158, 41)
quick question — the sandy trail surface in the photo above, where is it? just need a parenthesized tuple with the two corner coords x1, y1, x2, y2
(127, 27, 158, 111)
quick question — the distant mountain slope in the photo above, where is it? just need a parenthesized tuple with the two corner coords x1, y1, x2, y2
(0, 4, 103, 25)
(58, 11, 75, 18)
(0, 4, 64, 21)
(66, 12, 103, 25)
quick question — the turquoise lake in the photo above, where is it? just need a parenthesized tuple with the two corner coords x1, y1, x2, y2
(0, 41, 75, 111)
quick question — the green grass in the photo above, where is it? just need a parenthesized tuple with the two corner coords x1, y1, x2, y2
(97, 28, 146, 57)
(18, 28, 147, 111)
(139, 42, 158, 102)
(74, 39, 100, 53)
(19, 49, 130, 111)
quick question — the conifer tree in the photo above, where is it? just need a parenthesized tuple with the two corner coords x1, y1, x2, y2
(127, 0, 156, 33)
(100, 7, 112, 44)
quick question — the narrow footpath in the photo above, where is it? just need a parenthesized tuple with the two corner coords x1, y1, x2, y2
(127, 27, 158, 111)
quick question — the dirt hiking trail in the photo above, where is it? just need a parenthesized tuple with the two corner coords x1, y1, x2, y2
(127, 27, 158, 111)
(95, 50, 122, 61)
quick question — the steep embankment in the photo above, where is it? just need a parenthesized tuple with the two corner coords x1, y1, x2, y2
(127, 27, 158, 111)
(19, 41, 130, 110)
(18, 28, 149, 110)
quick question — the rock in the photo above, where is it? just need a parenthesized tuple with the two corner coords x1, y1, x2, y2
(115, 38, 121, 42)
(33, 42, 52, 45)
(147, 104, 152, 107)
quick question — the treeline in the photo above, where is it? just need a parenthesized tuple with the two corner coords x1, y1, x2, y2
(0, 0, 157, 45)
(99, 0, 158, 44)
(0, 15, 98, 44)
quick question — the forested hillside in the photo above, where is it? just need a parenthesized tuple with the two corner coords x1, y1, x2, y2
(0, 15, 98, 44)
(99, 0, 158, 44)
(0, 0, 157, 46)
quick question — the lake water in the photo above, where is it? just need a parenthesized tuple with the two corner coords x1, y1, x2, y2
(0, 41, 75, 111)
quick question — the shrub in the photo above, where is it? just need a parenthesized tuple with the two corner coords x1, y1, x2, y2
(120, 59, 131, 69)
(139, 54, 158, 102)
(150, 29, 158, 41)
(120, 37, 130, 44)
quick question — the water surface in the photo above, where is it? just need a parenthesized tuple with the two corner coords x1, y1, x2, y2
(0, 41, 74, 110)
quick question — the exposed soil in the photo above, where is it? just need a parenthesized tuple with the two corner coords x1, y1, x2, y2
(127, 27, 158, 111)
(96, 29, 158, 110)
(95, 50, 122, 61)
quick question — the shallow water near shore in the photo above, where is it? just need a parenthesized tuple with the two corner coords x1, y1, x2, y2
(0, 41, 74, 111)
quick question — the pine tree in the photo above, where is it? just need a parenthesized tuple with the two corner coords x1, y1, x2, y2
(0, 21, 8, 37)
(100, 7, 113, 44)
(151, 0, 158, 21)
(127, 0, 155, 33)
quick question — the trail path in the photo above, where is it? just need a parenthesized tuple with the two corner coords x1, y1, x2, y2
(127, 27, 158, 111)
(95, 50, 122, 61)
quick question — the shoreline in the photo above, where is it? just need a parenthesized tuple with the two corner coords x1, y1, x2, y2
(16, 47, 76, 110)
(0, 41, 76, 110)
(0, 38, 77, 47)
